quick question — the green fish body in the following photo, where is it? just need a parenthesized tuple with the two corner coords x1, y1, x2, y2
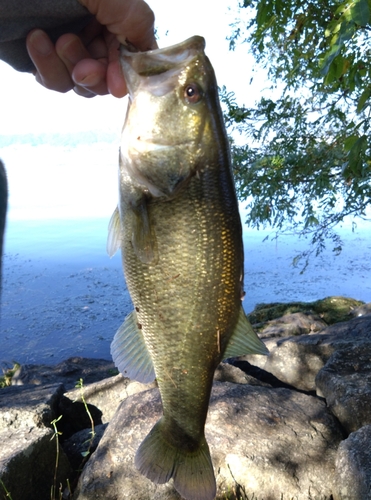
(108, 36, 268, 500)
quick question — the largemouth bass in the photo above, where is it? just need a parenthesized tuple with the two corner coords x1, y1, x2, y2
(108, 36, 268, 500)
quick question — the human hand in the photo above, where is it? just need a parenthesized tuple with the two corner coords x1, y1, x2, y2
(26, 0, 157, 98)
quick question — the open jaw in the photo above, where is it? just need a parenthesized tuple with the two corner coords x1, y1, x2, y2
(121, 36, 206, 79)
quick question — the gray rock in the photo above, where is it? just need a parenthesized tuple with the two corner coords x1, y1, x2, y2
(75, 383, 343, 500)
(64, 373, 156, 423)
(257, 312, 326, 339)
(315, 344, 371, 433)
(348, 301, 371, 318)
(0, 426, 72, 500)
(333, 425, 371, 500)
(214, 362, 271, 387)
(11, 357, 116, 390)
(0, 383, 64, 431)
(242, 315, 371, 392)
(62, 364, 259, 427)
(0, 384, 73, 500)
(63, 423, 108, 470)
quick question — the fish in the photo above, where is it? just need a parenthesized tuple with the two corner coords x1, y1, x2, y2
(107, 36, 269, 500)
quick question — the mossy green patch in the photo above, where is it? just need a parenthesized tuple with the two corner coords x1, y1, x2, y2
(248, 296, 364, 326)
(0, 362, 21, 389)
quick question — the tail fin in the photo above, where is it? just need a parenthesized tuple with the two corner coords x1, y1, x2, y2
(135, 417, 216, 500)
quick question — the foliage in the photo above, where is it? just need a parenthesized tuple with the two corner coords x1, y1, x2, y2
(50, 415, 64, 500)
(75, 378, 96, 463)
(225, 0, 371, 266)
(0, 362, 20, 389)
(0, 479, 13, 500)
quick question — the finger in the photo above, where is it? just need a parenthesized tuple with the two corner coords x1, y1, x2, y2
(55, 33, 94, 76)
(73, 86, 97, 98)
(72, 58, 110, 96)
(26, 30, 74, 92)
(79, 0, 157, 51)
(56, 34, 109, 97)
(106, 59, 128, 98)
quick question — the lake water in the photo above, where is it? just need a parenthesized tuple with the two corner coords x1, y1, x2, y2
(1, 144, 371, 365)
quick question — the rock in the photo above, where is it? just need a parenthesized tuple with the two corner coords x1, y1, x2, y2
(58, 395, 103, 438)
(333, 425, 371, 500)
(0, 426, 72, 500)
(63, 423, 108, 470)
(0, 383, 73, 500)
(315, 344, 371, 433)
(214, 362, 271, 386)
(11, 357, 117, 390)
(242, 314, 371, 392)
(2, 296, 370, 499)
(257, 311, 326, 338)
(228, 359, 303, 391)
(75, 383, 344, 500)
(62, 365, 254, 427)
(0, 383, 64, 430)
(349, 301, 371, 318)
(64, 373, 156, 423)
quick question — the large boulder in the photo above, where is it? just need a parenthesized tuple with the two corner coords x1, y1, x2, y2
(64, 373, 156, 423)
(315, 343, 371, 433)
(75, 382, 344, 500)
(242, 314, 371, 392)
(256, 311, 327, 338)
(333, 425, 371, 500)
(0, 384, 73, 500)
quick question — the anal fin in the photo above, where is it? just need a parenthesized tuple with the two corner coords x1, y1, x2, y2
(222, 306, 269, 360)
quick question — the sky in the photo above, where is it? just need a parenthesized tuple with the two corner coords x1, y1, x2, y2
(0, 0, 260, 136)
(0, 0, 267, 221)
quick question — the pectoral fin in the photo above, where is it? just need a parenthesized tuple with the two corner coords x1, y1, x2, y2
(222, 307, 269, 360)
(110, 310, 155, 383)
(107, 207, 122, 257)
(131, 200, 158, 265)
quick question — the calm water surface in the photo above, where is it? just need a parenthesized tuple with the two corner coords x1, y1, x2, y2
(2, 216, 371, 365)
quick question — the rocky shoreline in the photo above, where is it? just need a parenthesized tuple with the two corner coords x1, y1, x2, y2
(1, 296, 371, 500)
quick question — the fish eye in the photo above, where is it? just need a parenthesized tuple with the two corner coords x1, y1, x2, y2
(184, 83, 203, 104)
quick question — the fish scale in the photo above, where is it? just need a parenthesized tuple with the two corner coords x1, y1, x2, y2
(108, 35, 269, 500)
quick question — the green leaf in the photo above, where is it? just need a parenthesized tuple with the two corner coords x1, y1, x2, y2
(356, 87, 371, 112)
(350, 0, 370, 25)
(344, 134, 359, 151)
(347, 134, 368, 175)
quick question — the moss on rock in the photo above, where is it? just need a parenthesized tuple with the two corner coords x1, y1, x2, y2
(248, 296, 364, 326)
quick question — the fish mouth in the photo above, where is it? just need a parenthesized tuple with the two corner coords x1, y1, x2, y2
(120, 36, 206, 96)
(121, 36, 205, 77)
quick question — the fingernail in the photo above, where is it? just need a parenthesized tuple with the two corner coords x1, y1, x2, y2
(28, 30, 53, 56)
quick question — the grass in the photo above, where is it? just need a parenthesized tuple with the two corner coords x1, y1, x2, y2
(0, 479, 13, 500)
(75, 378, 96, 466)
